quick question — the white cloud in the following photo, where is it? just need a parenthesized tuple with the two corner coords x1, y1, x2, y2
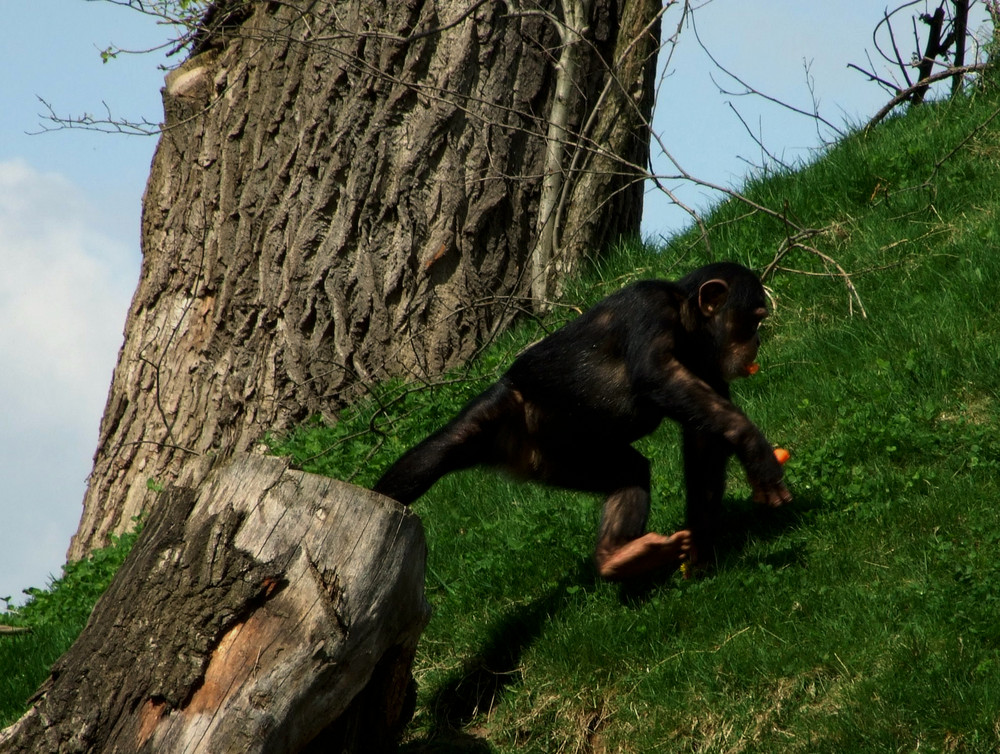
(0, 159, 138, 603)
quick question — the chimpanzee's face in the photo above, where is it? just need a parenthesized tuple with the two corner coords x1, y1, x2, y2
(696, 274, 769, 382)
(719, 304, 767, 381)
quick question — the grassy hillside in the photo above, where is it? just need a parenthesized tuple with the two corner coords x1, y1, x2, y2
(274, 88, 1000, 752)
(4, 86, 1000, 750)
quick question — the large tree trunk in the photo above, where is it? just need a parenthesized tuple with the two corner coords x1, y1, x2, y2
(2, 455, 428, 753)
(70, 0, 660, 558)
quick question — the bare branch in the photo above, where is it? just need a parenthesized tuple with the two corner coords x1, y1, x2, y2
(872, 2, 922, 87)
(846, 62, 902, 94)
(726, 102, 792, 172)
(32, 97, 162, 136)
(863, 63, 989, 131)
(762, 225, 868, 319)
(691, 12, 846, 139)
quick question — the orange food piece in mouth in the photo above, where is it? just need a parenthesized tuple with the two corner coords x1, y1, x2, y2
(774, 448, 790, 465)
(746, 362, 761, 376)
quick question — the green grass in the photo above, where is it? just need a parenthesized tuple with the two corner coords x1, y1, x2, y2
(5, 87, 1000, 749)
(271, 89, 1000, 752)
(0, 526, 141, 726)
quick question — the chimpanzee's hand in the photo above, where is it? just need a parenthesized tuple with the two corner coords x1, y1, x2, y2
(746, 443, 792, 507)
(751, 477, 792, 507)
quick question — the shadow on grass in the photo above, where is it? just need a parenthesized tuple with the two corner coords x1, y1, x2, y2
(402, 493, 819, 751)
(400, 559, 596, 753)
(697, 490, 824, 576)
(618, 492, 822, 603)
(716, 491, 822, 557)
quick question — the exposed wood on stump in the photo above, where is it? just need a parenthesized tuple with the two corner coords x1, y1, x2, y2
(0, 455, 429, 754)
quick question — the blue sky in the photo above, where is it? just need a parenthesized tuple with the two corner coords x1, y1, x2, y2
(1, 1, 171, 604)
(0, 1, 985, 603)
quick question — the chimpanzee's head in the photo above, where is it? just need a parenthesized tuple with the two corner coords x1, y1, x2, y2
(680, 263, 769, 382)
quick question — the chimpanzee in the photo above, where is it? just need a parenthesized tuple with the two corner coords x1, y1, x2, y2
(373, 262, 791, 580)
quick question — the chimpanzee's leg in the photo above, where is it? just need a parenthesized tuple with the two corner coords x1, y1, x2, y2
(372, 381, 521, 504)
(682, 427, 732, 559)
(546, 444, 692, 580)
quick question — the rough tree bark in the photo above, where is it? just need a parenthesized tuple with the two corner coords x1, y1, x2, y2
(2, 455, 429, 753)
(70, 0, 661, 558)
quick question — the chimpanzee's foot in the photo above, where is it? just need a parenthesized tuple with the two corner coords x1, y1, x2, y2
(596, 530, 693, 581)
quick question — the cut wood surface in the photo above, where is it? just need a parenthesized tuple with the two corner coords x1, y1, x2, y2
(0, 454, 429, 753)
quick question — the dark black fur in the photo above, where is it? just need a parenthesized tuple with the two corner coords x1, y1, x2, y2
(373, 262, 789, 567)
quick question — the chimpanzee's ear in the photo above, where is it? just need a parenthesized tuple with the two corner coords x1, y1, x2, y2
(698, 279, 729, 317)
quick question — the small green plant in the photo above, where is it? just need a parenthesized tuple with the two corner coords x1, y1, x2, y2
(0, 521, 143, 725)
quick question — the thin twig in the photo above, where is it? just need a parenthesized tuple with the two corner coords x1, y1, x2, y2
(692, 12, 846, 138)
(727, 102, 792, 171)
(846, 63, 901, 94)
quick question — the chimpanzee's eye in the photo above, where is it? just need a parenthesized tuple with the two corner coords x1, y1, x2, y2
(734, 316, 763, 340)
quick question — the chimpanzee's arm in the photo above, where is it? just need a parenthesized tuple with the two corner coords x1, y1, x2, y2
(648, 359, 790, 507)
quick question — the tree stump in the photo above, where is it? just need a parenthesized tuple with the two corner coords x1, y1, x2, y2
(0, 454, 429, 753)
